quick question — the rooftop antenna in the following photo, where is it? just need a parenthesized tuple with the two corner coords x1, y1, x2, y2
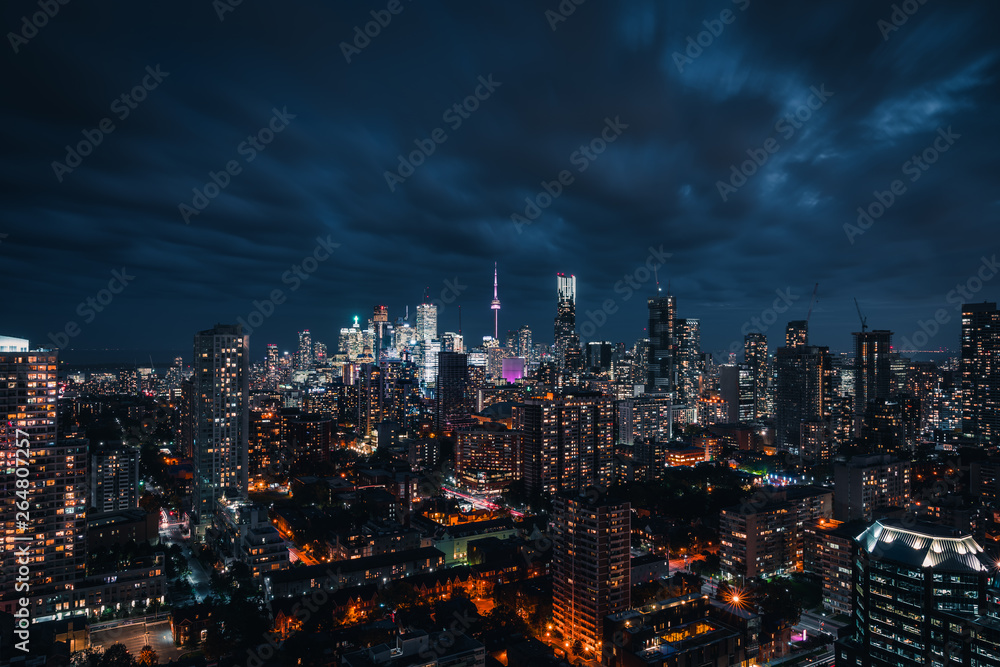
(654, 266, 661, 293)
(458, 305, 462, 336)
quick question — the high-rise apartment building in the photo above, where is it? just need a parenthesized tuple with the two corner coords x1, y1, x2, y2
(832, 454, 911, 521)
(961, 302, 1000, 445)
(552, 491, 631, 657)
(455, 422, 520, 493)
(90, 444, 140, 513)
(515, 393, 614, 497)
(191, 324, 250, 536)
(1, 346, 88, 618)
(745, 333, 768, 418)
(803, 518, 860, 616)
(719, 485, 832, 580)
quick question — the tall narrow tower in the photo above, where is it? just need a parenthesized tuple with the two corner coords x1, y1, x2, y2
(491, 262, 501, 340)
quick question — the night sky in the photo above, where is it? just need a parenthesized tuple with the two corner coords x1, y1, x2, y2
(2, 1, 998, 364)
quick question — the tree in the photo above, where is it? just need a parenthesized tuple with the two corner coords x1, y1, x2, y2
(99, 643, 136, 667)
(71, 648, 103, 667)
(136, 646, 158, 666)
(202, 626, 230, 661)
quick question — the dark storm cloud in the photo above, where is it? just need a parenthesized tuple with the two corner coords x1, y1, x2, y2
(0, 0, 997, 360)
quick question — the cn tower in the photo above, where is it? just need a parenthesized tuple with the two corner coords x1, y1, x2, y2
(491, 262, 501, 340)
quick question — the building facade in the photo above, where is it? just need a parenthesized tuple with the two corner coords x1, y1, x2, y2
(553, 492, 631, 657)
(191, 324, 250, 536)
(961, 302, 1000, 445)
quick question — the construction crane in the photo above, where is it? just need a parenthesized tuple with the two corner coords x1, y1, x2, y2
(854, 297, 868, 332)
(806, 283, 819, 324)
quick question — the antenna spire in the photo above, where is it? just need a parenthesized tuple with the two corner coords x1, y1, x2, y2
(490, 262, 501, 340)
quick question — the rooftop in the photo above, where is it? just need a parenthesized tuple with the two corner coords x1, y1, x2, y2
(856, 519, 989, 572)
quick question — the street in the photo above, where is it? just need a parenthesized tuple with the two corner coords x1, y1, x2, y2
(90, 620, 185, 663)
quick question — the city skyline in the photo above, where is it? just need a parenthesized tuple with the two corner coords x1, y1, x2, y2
(2, 3, 999, 361)
(4, 3, 1000, 666)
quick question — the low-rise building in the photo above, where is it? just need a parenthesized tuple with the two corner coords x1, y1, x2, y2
(603, 592, 750, 667)
(262, 547, 446, 601)
(341, 629, 486, 667)
(214, 498, 289, 578)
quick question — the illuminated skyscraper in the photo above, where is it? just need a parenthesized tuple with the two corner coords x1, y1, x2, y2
(266, 343, 279, 388)
(646, 294, 676, 393)
(744, 332, 768, 419)
(853, 329, 893, 433)
(1, 345, 87, 617)
(436, 351, 470, 429)
(517, 324, 533, 361)
(676, 317, 701, 405)
(416, 302, 438, 345)
(441, 331, 464, 353)
(297, 329, 313, 370)
(372, 304, 389, 359)
(554, 273, 576, 367)
(191, 324, 250, 536)
(774, 344, 833, 453)
(835, 520, 998, 667)
(961, 302, 1000, 445)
